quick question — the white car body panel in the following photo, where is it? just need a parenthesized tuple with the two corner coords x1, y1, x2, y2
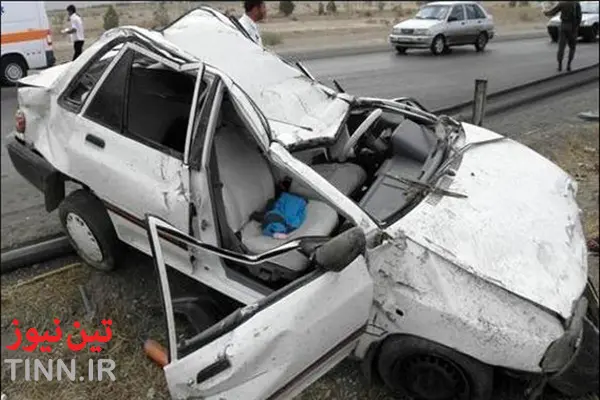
(9, 6, 596, 396)
(387, 123, 587, 320)
(149, 217, 374, 400)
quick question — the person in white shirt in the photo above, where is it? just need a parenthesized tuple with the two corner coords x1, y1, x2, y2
(61, 5, 85, 60)
(238, 0, 267, 46)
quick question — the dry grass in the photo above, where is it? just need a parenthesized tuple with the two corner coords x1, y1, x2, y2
(1, 258, 169, 400)
(47, 1, 548, 63)
(527, 123, 599, 239)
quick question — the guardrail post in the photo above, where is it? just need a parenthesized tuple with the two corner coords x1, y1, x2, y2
(472, 78, 488, 126)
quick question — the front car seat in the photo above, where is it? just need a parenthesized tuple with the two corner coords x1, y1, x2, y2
(213, 123, 339, 279)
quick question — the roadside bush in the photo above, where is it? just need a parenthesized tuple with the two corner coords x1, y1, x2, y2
(262, 32, 283, 46)
(393, 4, 404, 17)
(519, 1, 530, 6)
(509, 1, 517, 7)
(153, 2, 170, 28)
(519, 10, 533, 21)
(103, 5, 119, 30)
(364, 10, 373, 17)
(378, 1, 385, 12)
(318, 2, 325, 15)
(279, 1, 295, 17)
(326, 0, 337, 14)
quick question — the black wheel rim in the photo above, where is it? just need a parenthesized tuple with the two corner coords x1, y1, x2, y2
(394, 353, 471, 400)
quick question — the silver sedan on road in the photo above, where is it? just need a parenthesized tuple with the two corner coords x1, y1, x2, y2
(389, 1, 495, 55)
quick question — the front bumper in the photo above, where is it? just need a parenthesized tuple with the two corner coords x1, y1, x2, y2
(541, 296, 600, 396)
(388, 34, 433, 48)
(6, 136, 64, 212)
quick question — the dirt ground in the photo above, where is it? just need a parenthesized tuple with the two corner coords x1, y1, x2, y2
(1, 115, 598, 399)
(47, 1, 549, 63)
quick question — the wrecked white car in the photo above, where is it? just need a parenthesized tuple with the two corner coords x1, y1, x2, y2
(7, 7, 599, 400)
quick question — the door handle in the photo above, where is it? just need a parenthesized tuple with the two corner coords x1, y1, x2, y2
(196, 357, 231, 384)
(85, 134, 105, 149)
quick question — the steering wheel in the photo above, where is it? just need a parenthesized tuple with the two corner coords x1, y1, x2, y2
(339, 108, 383, 162)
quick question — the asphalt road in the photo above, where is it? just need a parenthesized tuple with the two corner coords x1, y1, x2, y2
(1, 37, 599, 249)
(304, 37, 600, 110)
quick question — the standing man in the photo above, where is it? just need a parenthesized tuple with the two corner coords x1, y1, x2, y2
(238, 1, 267, 46)
(61, 5, 85, 61)
(544, 1, 582, 72)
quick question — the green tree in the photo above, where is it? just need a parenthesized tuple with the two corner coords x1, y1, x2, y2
(279, 1, 295, 16)
(153, 2, 170, 27)
(103, 5, 119, 30)
(326, 0, 337, 14)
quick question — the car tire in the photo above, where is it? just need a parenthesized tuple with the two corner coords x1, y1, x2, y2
(430, 35, 446, 56)
(474, 32, 488, 52)
(377, 335, 494, 400)
(583, 24, 598, 42)
(1, 55, 28, 86)
(395, 46, 407, 54)
(549, 32, 559, 42)
(58, 190, 121, 271)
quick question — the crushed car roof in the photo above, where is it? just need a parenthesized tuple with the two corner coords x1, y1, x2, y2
(154, 8, 349, 148)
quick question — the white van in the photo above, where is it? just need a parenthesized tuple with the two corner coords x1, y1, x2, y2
(1, 1, 55, 85)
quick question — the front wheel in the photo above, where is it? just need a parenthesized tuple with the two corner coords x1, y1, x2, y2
(583, 24, 598, 42)
(475, 32, 488, 52)
(377, 335, 494, 400)
(430, 35, 446, 56)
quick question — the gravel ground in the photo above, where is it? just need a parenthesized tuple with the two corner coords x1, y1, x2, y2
(1, 83, 598, 400)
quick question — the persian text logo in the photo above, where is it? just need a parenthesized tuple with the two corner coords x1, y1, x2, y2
(6, 318, 113, 353)
(4, 359, 116, 382)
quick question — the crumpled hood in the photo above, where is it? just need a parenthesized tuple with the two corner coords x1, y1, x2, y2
(388, 123, 587, 319)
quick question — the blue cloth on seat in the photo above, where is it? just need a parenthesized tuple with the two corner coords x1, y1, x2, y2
(262, 192, 307, 237)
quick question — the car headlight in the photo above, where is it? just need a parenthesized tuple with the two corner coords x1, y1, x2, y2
(392, 27, 402, 35)
(414, 29, 430, 36)
(581, 19, 591, 26)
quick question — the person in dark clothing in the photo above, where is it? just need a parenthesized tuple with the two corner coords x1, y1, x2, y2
(545, 1, 582, 72)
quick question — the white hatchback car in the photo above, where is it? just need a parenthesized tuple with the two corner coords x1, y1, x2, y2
(389, 1, 495, 55)
(7, 6, 599, 400)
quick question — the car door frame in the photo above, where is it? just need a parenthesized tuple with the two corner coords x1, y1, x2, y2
(445, 4, 468, 45)
(56, 37, 209, 268)
(464, 3, 484, 43)
(146, 214, 374, 400)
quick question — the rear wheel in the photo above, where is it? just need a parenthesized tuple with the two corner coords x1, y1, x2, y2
(430, 35, 446, 56)
(1, 55, 28, 86)
(395, 46, 407, 54)
(59, 190, 121, 271)
(475, 32, 488, 52)
(550, 32, 559, 42)
(377, 336, 494, 400)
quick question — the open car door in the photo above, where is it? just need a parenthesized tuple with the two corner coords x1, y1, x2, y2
(146, 215, 374, 400)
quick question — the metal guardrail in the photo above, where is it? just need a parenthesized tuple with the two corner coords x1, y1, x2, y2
(1, 62, 598, 274)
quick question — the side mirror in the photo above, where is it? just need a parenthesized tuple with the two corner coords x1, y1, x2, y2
(305, 227, 366, 272)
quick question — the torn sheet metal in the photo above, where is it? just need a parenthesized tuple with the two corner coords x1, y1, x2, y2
(386, 123, 588, 320)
